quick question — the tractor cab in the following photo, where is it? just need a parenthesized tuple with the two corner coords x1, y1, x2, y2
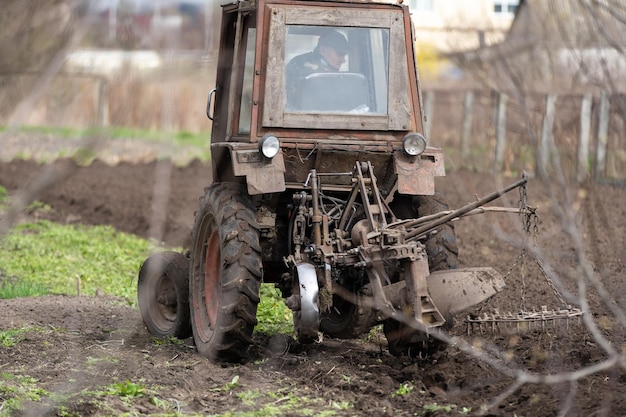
(208, 0, 442, 197)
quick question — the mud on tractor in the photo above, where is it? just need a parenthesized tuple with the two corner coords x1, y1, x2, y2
(138, 0, 530, 362)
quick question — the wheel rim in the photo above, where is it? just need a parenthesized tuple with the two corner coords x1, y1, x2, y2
(153, 275, 177, 328)
(192, 213, 221, 343)
(204, 227, 220, 328)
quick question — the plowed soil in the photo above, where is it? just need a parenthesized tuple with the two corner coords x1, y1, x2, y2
(0, 152, 624, 417)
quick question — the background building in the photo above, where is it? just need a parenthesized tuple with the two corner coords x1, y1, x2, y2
(405, 0, 519, 52)
(456, 0, 626, 93)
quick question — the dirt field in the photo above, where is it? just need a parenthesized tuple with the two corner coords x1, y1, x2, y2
(0, 153, 624, 416)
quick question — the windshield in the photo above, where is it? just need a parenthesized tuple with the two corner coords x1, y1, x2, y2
(262, 6, 411, 131)
(284, 26, 389, 115)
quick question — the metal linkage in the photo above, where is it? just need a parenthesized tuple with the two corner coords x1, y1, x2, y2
(403, 176, 529, 241)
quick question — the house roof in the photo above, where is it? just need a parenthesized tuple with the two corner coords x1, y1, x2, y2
(507, 0, 626, 48)
(446, 0, 626, 94)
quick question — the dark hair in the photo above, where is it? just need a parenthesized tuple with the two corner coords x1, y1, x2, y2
(317, 30, 349, 54)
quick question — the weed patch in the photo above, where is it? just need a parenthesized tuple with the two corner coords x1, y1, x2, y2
(0, 220, 162, 301)
(255, 284, 293, 336)
(0, 373, 50, 415)
(0, 328, 35, 347)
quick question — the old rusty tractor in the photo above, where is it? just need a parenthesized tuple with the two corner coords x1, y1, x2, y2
(137, 0, 530, 362)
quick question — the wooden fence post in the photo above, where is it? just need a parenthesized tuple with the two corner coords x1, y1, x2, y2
(423, 90, 435, 139)
(494, 92, 508, 173)
(578, 94, 592, 183)
(538, 94, 557, 180)
(613, 102, 625, 178)
(595, 91, 610, 180)
(97, 77, 110, 127)
(460, 91, 474, 159)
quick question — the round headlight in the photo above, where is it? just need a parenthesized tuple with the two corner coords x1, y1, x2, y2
(259, 134, 280, 159)
(402, 132, 427, 156)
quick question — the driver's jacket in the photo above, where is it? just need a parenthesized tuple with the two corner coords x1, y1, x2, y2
(285, 49, 335, 110)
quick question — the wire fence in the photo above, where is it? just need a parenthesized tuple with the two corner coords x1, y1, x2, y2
(424, 88, 626, 182)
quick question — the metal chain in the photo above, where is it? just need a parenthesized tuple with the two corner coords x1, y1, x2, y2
(501, 252, 524, 281)
(519, 247, 526, 312)
(518, 180, 529, 312)
(518, 176, 528, 214)
(516, 177, 567, 309)
(533, 255, 568, 308)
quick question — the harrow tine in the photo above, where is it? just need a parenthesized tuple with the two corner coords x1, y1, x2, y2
(466, 306, 584, 335)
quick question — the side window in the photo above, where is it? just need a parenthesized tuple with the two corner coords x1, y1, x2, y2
(238, 28, 256, 134)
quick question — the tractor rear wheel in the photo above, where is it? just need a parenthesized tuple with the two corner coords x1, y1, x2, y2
(319, 295, 363, 339)
(189, 183, 262, 362)
(319, 283, 372, 340)
(384, 192, 458, 358)
(415, 193, 459, 271)
(138, 251, 191, 339)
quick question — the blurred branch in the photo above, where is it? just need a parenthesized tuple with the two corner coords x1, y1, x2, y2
(579, 0, 625, 54)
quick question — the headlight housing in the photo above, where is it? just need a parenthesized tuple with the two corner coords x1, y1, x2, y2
(259, 134, 280, 159)
(402, 132, 427, 156)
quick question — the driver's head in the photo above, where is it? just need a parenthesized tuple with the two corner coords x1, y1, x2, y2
(317, 30, 348, 70)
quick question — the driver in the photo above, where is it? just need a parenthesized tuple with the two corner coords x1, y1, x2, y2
(285, 30, 349, 109)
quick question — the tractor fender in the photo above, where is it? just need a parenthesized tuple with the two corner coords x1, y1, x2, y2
(394, 147, 445, 195)
(211, 142, 286, 195)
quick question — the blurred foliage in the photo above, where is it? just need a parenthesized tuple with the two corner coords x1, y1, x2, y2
(415, 41, 445, 80)
(0, 125, 210, 146)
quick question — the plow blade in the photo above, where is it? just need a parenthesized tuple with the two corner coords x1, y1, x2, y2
(427, 267, 505, 319)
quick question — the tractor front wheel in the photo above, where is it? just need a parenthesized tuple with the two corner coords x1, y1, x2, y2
(189, 183, 262, 362)
(137, 251, 191, 339)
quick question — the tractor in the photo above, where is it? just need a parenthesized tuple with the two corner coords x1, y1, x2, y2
(138, 0, 528, 362)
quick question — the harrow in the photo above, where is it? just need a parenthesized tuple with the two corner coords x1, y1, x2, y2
(465, 182, 586, 335)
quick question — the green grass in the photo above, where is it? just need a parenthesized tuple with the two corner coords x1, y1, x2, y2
(1, 125, 212, 164)
(0, 216, 292, 335)
(392, 382, 414, 397)
(0, 328, 37, 347)
(77, 376, 352, 417)
(0, 185, 7, 205)
(256, 284, 294, 335)
(0, 278, 49, 299)
(1, 125, 210, 147)
(209, 385, 353, 417)
(0, 220, 293, 336)
(0, 186, 292, 333)
(0, 220, 153, 301)
(0, 217, 293, 333)
(0, 373, 50, 416)
(106, 380, 146, 397)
